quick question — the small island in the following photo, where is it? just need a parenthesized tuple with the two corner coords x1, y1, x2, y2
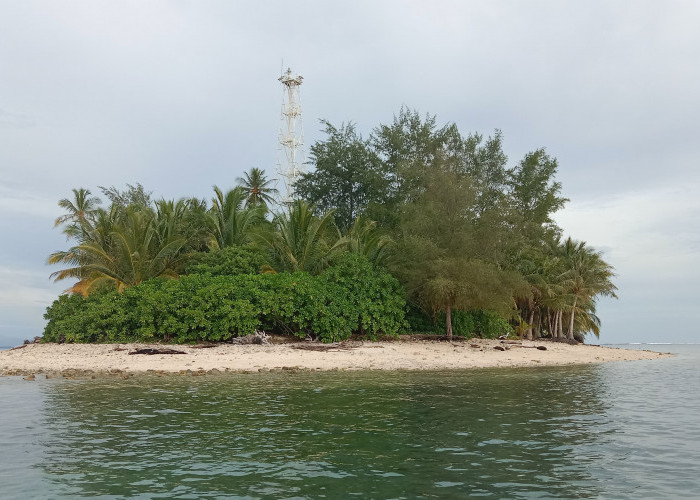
(11, 109, 641, 374)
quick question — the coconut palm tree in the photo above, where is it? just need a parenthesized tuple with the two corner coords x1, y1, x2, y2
(49, 203, 195, 294)
(559, 237, 617, 340)
(255, 199, 343, 274)
(236, 168, 279, 207)
(210, 186, 267, 249)
(54, 188, 101, 240)
(343, 217, 393, 267)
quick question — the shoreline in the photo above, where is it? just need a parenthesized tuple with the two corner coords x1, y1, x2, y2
(0, 339, 671, 378)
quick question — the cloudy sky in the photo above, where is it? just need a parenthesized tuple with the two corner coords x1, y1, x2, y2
(1, 0, 698, 345)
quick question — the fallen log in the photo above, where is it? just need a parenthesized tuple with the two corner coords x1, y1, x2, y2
(512, 345, 547, 351)
(10, 345, 27, 351)
(128, 348, 186, 355)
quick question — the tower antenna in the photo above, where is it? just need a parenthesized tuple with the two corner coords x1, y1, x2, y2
(277, 67, 304, 203)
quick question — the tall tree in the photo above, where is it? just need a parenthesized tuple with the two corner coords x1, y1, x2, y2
(369, 107, 463, 226)
(507, 148, 568, 228)
(236, 168, 278, 207)
(295, 121, 384, 232)
(461, 131, 510, 218)
(392, 157, 527, 339)
(559, 238, 618, 340)
(54, 188, 101, 240)
(99, 183, 153, 208)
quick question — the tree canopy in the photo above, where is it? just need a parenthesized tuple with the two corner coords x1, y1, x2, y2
(47, 108, 617, 343)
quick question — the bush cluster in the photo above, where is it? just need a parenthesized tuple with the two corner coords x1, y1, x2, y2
(405, 306, 513, 339)
(43, 254, 407, 344)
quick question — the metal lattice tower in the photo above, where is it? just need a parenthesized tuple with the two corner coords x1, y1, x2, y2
(277, 67, 304, 202)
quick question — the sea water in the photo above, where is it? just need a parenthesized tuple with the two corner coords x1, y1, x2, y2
(0, 345, 698, 499)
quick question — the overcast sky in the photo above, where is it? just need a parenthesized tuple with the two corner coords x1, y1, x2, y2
(1, 0, 698, 345)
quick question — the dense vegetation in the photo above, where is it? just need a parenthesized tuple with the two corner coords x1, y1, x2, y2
(45, 109, 617, 343)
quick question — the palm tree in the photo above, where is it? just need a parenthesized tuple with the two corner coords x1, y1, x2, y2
(255, 200, 342, 274)
(343, 217, 393, 267)
(236, 168, 279, 207)
(210, 186, 267, 249)
(54, 188, 101, 240)
(49, 203, 193, 294)
(559, 237, 617, 340)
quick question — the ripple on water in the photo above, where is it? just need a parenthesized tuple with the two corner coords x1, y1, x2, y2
(0, 346, 698, 498)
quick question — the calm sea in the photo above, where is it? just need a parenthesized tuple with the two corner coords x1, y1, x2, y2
(0, 344, 698, 499)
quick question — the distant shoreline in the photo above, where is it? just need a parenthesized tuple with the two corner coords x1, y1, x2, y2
(0, 340, 671, 378)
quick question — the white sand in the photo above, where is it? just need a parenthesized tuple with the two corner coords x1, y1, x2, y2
(0, 339, 671, 376)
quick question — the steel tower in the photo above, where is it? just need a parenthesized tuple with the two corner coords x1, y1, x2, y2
(277, 67, 304, 202)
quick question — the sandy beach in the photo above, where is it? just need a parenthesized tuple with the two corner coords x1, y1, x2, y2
(0, 339, 671, 377)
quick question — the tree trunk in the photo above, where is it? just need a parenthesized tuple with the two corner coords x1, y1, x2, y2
(526, 308, 535, 340)
(567, 297, 577, 340)
(557, 310, 564, 338)
(534, 313, 541, 339)
(446, 306, 453, 340)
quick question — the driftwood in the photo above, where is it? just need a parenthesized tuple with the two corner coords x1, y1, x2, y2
(292, 342, 355, 352)
(493, 345, 510, 351)
(511, 345, 548, 351)
(189, 344, 218, 349)
(128, 348, 186, 355)
(10, 345, 27, 351)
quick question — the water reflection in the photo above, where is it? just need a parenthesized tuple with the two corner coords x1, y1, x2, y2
(34, 367, 612, 499)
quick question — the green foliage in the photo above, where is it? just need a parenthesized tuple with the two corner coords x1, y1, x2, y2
(184, 246, 268, 276)
(296, 121, 385, 232)
(320, 254, 408, 340)
(469, 310, 514, 339)
(43, 255, 407, 344)
(210, 186, 267, 249)
(236, 167, 278, 207)
(46, 109, 618, 341)
(99, 183, 153, 208)
(255, 199, 343, 274)
(404, 306, 509, 339)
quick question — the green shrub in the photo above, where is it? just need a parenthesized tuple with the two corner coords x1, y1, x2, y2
(471, 310, 513, 339)
(183, 246, 268, 276)
(43, 255, 407, 344)
(404, 306, 509, 339)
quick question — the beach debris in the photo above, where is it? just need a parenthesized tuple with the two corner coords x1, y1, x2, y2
(10, 345, 27, 351)
(112, 346, 127, 352)
(293, 342, 355, 352)
(513, 345, 548, 351)
(128, 348, 187, 355)
(493, 345, 509, 351)
(230, 331, 269, 345)
(470, 344, 480, 348)
(23, 336, 42, 345)
(190, 344, 218, 349)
